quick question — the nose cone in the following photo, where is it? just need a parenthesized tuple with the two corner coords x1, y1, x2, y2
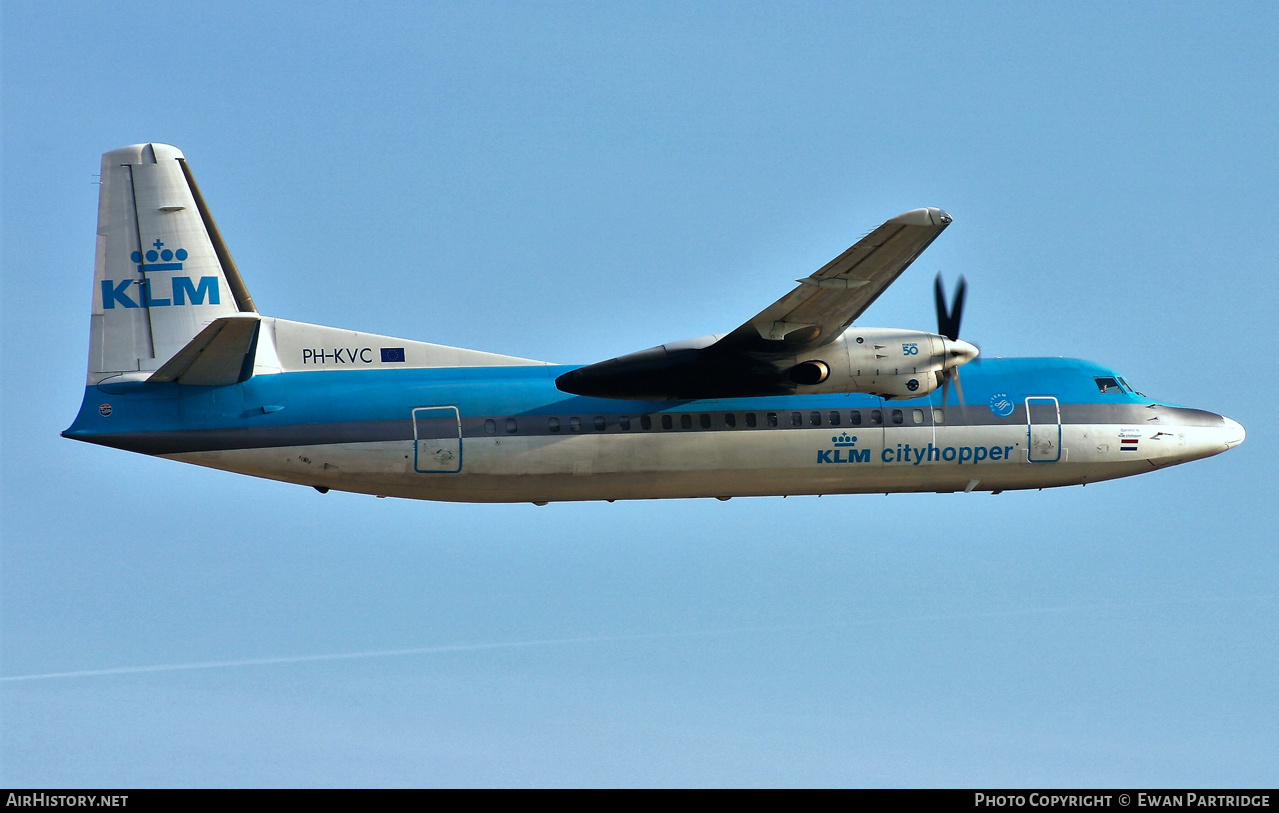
(945, 339, 979, 368)
(1222, 416, 1246, 449)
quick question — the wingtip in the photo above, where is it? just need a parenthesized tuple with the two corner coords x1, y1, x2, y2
(889, 207, 952, 226)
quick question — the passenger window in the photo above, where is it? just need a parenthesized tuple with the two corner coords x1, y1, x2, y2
(932, 409, 944, 424)
(505, 418, 518, 433)
(870, 409, 883, 426)
(569, 417, 582, 432)
(829, 411, 841, 426)
(891, 409, 904, 425)
(640, 415, 652, 430)
(699, 414, 711, 429)
(912, 409, 925, 425)
(484, 419, 497, 434)
(1094, 376, 1123, 394)
(810, 411, 822, 426)
(619, 416, 631, 431)
(594, 416, 606, 432)
(745, 413, 758, 428)
(549, 417, 561, 433)
(724, 413, 737, 428)
(790, 412, 802, 427)
(766, 412, 779, 428)
(849, 410, 862, 426)
(661, 414, 673, 430)
(681, 414, 693, 430)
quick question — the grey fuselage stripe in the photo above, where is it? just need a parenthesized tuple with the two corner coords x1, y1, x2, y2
(79, 403, 1223, 456)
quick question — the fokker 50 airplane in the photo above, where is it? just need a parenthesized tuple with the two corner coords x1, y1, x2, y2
(65, 144, 1245, 503)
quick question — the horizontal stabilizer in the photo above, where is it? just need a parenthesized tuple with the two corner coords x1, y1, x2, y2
(149, 314, 261, 386)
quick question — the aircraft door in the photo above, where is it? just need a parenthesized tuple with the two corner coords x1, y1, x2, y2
(413, 406, 462, 473)
(1026, 397, 1062, 463)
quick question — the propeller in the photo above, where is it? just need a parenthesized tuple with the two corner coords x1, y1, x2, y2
(934, 273, 966, 342)
(933, 273, 976, 407)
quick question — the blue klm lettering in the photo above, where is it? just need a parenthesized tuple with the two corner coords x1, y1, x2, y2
(817, 448, 871, 464)
(102, 277, 220, 309)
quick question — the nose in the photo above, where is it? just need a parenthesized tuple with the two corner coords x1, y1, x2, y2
(1221, 416, 1246, 449)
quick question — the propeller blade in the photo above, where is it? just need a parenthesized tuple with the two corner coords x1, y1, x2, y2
(936, 367, 965, 408)
(933, 273, 967, 341)
(934, 274, 948, 338)
(949, 276, 966, 340)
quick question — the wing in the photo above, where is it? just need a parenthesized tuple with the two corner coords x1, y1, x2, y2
(718, 207, 951, 352)
(556, 208, 951, 400)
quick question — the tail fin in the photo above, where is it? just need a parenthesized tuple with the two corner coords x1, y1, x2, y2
(88, 143, 254, 384)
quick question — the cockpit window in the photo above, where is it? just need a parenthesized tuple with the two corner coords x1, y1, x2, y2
(1094, 376, 1124, 394)
(1118, 377, 1146, 397)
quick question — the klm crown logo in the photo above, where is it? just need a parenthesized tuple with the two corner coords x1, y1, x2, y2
(131, 239, 188, 272)
(819, 432, 869, 464)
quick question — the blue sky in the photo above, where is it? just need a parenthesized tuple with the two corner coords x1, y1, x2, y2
(2, 1, 1275, 787)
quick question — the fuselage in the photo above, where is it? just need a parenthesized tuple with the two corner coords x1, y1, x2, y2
(64, 356, 1245, 503)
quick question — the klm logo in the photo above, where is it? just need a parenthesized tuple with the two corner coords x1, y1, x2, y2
(103, 241, 218, 308)
(132, 239, 188, 272)
(101, 277, 219, 308)
(817, 432, 871, 464)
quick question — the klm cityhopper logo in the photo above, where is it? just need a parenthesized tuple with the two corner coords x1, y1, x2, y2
(817, 431, 1019, 467)
(102, 240, 218, 309)
(817, 432, 871, 464)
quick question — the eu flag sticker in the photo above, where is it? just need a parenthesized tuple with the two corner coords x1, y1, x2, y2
(380, 347, 406, 363)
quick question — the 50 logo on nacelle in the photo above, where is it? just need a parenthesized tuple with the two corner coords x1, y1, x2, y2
(101, 277, 220, 309)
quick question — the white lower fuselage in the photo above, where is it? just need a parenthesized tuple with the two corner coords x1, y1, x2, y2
(167, 421, 1233, 503)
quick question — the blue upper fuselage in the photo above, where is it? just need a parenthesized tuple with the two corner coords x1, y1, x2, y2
(66, 357, 1159, 451)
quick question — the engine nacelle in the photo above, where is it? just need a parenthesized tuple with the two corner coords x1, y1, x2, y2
(784, 327, 977, 399)
(556, 327, 977, 400)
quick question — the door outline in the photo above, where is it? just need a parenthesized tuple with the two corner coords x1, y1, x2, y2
(1025, 396, 1062, 463)
(413, 406, 462, 473)
(880, 394, 936, 467)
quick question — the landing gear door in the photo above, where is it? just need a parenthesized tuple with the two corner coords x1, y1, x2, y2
(413, 406, 462, 473)
(1026, 396, 1062, 463)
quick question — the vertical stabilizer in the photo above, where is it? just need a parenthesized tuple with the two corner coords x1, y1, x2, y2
(88, 144, 252, 384)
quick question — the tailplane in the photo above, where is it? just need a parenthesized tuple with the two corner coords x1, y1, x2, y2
(88, 143, 253, 384)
